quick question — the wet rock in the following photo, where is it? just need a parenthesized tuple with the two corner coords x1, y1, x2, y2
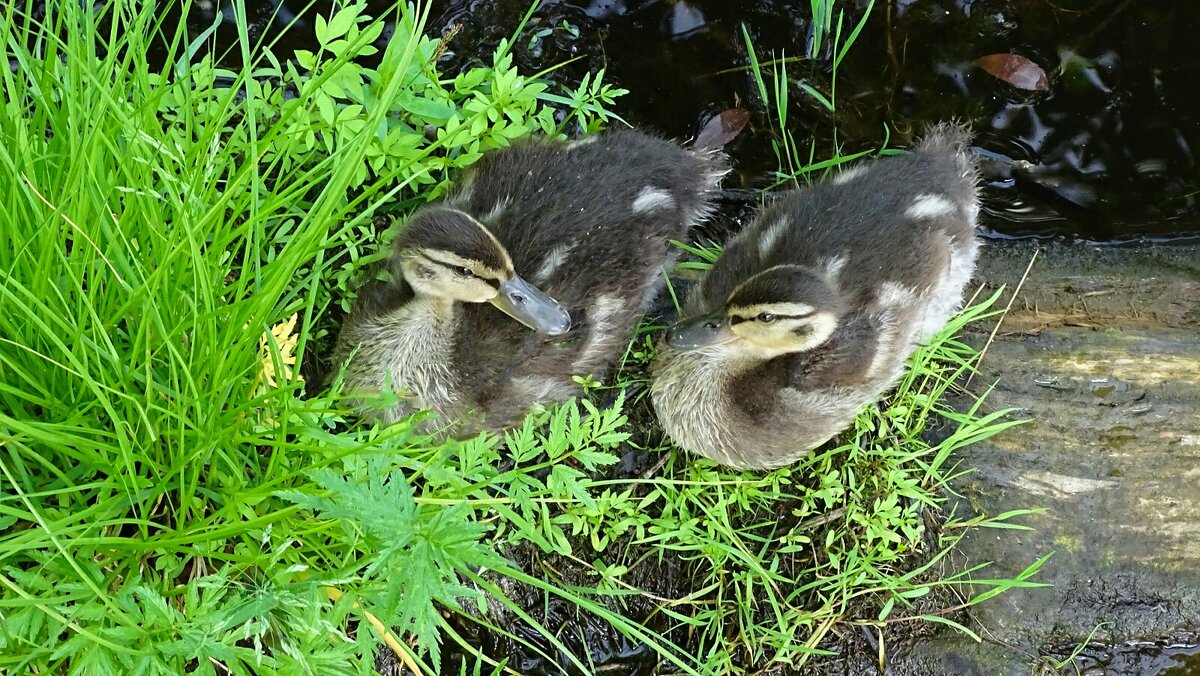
(894, 241, 1200, 674)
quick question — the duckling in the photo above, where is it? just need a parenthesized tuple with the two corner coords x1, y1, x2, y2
(651, 123, 981, 470)
(336, 129, 728, 434)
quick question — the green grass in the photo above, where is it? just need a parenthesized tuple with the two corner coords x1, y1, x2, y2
(0, 1, 628, 671)
(0, 0, 1046, 673)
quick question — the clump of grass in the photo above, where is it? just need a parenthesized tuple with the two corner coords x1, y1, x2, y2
(742, 0, 881, 188)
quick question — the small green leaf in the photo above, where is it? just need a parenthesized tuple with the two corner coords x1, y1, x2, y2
(314, 14, 330, 45)
(326, 6, 360, 42)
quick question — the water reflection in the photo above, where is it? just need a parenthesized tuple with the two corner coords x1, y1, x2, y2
(88, 0, 1200, 240)
(429, 0, 1200, 241)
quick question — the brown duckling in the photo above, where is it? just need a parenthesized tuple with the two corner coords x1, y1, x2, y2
(337, 129, 728, 434)
(651, 123, 981, 469)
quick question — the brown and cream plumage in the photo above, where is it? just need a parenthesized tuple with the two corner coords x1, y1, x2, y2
(336, 129, 728, 434)
(652, 123, 982, 469)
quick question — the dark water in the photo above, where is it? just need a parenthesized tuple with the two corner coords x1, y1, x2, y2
(431, 0, 1200, 243)
(1067, 639, 1200, 675)
(161, 0, 1200, 242)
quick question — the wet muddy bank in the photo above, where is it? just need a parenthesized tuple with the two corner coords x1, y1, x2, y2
(907, 239, 1200, 675)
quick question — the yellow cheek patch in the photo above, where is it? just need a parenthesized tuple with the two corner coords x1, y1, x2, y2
(731, 311, 840, 353)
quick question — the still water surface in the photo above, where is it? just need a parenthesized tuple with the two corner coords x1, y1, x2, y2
(174, 0, 1200, 242)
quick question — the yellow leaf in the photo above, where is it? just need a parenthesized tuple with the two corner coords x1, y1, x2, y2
(258, 313, 303, 390)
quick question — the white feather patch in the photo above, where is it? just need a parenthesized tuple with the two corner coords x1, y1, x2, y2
(566, 136, 600, 151)
(534, 244, 573, 283)
(443, 182, 474, 208)
(479, 196, 510, 223)
(905, 194, 958, 220)
(632, 187, 676, 214)
(756, 216, 790, 258)
(877, 281, 917, 307)
(822, 255, 848, 282)
(573, 294, 625, 370)
(831, 166, 866, 185)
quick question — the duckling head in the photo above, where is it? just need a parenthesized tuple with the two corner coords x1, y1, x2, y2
(395, 207, 571, 335)
(669, 265, 843, 359)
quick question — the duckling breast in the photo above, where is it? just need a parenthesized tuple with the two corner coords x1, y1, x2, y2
(651, 345, 865, 470)
(651, 345, 748, 467)
(337, 297, 462, 427)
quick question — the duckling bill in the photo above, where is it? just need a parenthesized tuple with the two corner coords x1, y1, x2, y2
(336, 129, 728, 434)
(652, 123, 982, 470)
(393, 207, 570, 334)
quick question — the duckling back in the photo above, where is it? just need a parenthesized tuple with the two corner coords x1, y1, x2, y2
(692, 123, 978, 325)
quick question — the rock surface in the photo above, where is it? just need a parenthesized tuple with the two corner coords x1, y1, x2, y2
(896, 241, 1200, 674)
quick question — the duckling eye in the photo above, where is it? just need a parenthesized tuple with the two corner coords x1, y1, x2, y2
(757, 312, 776, 323)
(454, 266, 474, 278)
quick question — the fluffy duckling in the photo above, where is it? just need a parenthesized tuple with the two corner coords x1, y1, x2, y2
(337, 129, 728, 433)
(651, 123, 981, 469)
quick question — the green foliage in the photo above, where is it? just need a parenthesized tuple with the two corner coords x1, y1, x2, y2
(0, 0, 1043, 673)
(158, 3, 622, 196)
(277, 458, 499, 665)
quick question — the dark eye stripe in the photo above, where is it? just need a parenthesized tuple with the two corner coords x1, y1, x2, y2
(730, 313, 811, 325)
(416, 252, 507, 289)
(417, 252, 456, 268)
(420, 253, 477, 275)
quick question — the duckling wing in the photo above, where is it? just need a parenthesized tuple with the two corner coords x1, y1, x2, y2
(786, 310, 883, 390)
(342, 261, 414, 320)
(449, 130, 726, 272)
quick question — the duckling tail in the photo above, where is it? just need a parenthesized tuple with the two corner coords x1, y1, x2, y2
(916, 120, 975, 155)
(918, 120, 981, 197)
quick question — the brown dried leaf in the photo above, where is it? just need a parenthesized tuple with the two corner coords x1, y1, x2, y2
(694, 108, 750, 151)
(972, 53, 1049, 92)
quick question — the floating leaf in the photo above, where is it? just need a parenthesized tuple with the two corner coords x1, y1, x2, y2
(972, 53, 1049, 91)
(694, 108, 750, 151)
